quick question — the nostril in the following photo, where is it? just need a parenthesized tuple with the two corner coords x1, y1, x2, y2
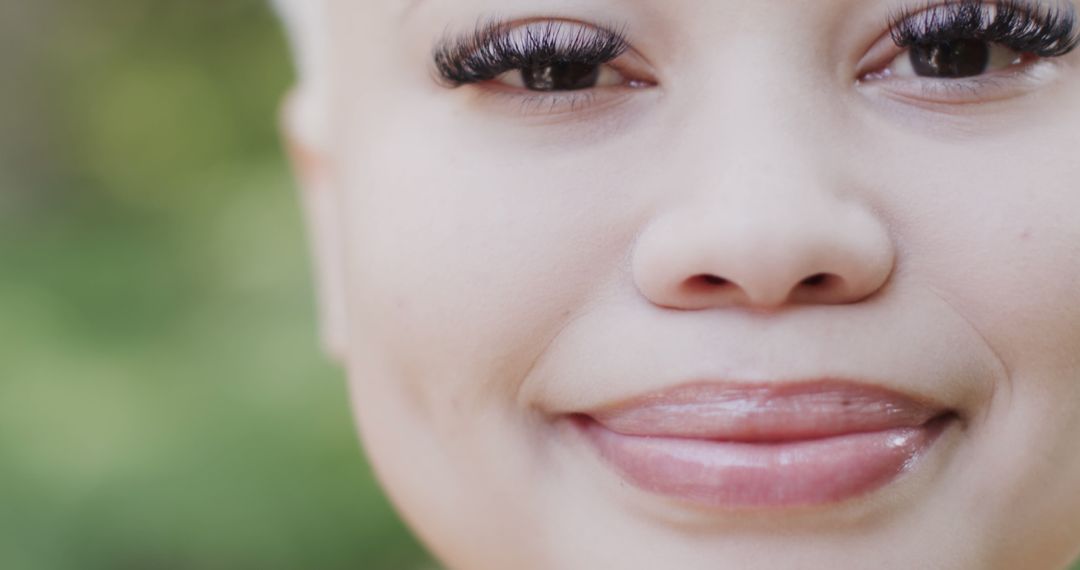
(684, 273, 731, 293)
(801, 273, 831, 287)
(698, 274, 729, 286)
(679, 272, 843, 304)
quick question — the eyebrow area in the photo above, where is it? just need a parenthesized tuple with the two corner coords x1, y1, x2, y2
(401, 0, 426, 20)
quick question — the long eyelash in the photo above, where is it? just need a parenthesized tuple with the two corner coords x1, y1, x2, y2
(433, 19, 630, 87)
(889, 0, 1080, 56)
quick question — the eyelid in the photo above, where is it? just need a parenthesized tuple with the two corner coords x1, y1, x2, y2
(461, 65, 655, 119)
(857, 29, 903, 77)
(432, 18, 635, 87)
(888, 0, 1080, 56)
(856, 48, 1065, 107)
(858, 60, 1063, 109)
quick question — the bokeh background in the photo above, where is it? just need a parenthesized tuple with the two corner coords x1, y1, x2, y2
(1, 1, 432, 568)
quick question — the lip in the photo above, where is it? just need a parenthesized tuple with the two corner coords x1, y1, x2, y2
(571, 380, 956, 509)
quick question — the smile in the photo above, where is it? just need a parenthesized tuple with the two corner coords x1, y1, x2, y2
(570, 380, 958, 509)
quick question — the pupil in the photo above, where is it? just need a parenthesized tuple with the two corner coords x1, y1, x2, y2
(909, 39, 989, 78)
(522, 62, 601, 91)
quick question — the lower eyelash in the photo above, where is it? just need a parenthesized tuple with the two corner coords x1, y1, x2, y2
(432, 19, 630, 87)
(516, 91, 597, 115)
(889, 0, 1080, 57)
(476, 85, 641, 119)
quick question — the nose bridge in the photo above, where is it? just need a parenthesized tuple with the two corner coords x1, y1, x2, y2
(697, 49, 835, 202)
(676, 79, 848, 235)
(686, 29, 862, 209)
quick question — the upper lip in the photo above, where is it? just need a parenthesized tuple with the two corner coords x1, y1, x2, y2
(580, 379, 953, 442)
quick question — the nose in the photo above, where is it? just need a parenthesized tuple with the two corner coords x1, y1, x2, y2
(632, 196, 895, 312)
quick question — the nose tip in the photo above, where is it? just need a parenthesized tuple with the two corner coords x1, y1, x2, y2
(632, 203, 895, 312)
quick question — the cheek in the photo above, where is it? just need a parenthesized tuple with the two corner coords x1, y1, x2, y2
(332, 112, 660, 565)
(881, 125, 1080, 548)
(886, 138, 1080, 379)
(334, 110, 647, 428)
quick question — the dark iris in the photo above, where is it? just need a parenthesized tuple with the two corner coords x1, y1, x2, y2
(909, 39, 990, 78)
(521, 62, 601, 91)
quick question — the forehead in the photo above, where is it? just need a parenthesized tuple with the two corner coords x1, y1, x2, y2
(297, 0, 1080, 26)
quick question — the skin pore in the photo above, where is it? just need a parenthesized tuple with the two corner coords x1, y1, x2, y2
(280, 1, 1080, 568)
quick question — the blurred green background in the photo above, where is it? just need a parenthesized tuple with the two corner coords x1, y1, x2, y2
(0, 1, 432, 568)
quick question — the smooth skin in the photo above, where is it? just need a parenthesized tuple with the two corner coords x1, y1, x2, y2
(277, 1, 1080, 568)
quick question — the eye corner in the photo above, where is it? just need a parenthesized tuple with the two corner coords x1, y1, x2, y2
(855, 27, 905, 83)
(856, 66, 894, 85)
(430, 62, 465, 90)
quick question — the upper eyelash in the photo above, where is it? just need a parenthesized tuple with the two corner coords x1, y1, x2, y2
(431, 2, 1078, 90)
(889, 0, 1080, 57)
(433, 19, 630, 87)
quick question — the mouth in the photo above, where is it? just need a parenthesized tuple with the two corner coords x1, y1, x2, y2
(568, 379, 959, 509)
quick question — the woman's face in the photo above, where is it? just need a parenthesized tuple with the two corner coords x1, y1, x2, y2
(290, 1, 1080, 568)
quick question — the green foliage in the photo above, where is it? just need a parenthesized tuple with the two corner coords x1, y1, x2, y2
(1, 1, 431, 568)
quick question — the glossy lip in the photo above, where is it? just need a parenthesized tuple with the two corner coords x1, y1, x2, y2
(571, 380, 957, 509)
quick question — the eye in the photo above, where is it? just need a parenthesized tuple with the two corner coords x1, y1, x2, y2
(857, 0, 1079, 104)
(432, 19, 657, 116)
(884, 40, 1028, 79)
(493, 62, 629, 92)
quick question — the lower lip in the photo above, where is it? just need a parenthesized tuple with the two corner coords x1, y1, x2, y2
(575, 415, 951, 509)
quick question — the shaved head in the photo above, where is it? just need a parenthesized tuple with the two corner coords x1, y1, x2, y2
(270, 0, 322, 71)
(271, 0, 328, 146)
